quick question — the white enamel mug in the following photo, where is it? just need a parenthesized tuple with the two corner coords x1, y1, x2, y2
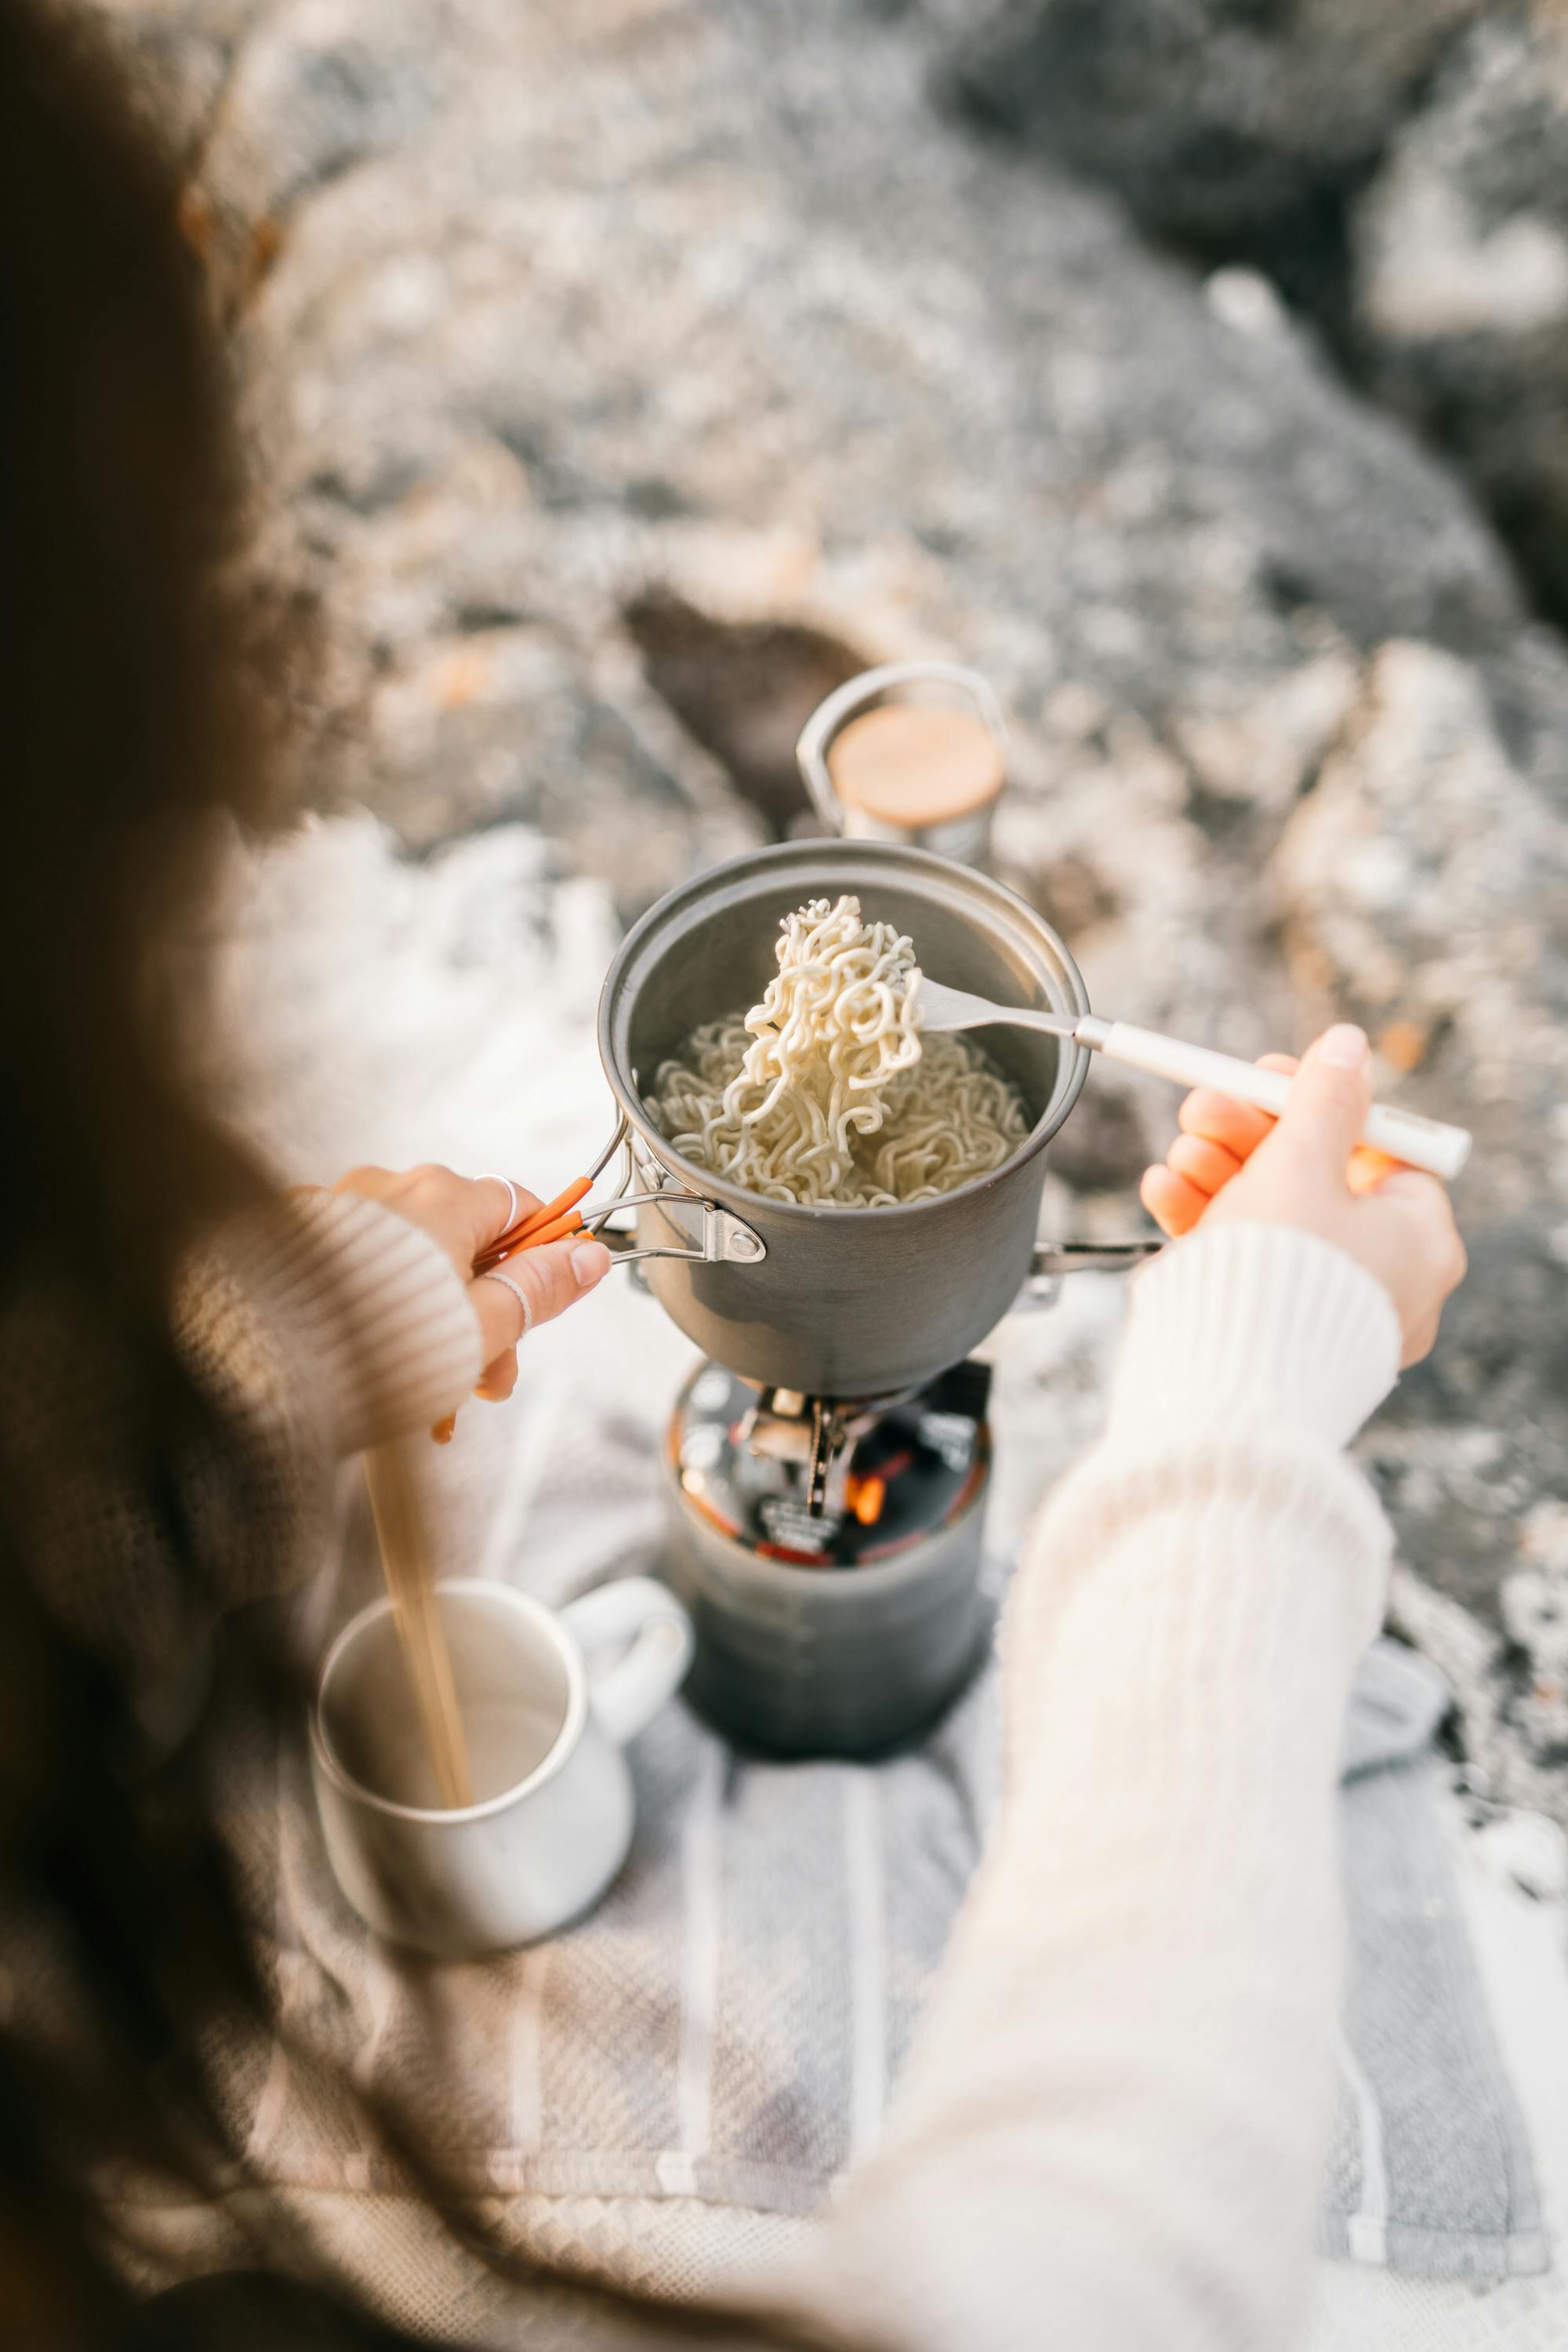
(310, 1577, 694, 1958)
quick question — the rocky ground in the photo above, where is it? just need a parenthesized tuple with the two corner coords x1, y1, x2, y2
(99, 0, 1568, 1820)
(953, 0, 1568, 635)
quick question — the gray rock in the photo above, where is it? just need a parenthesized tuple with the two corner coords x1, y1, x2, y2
(107, 0, 1568, 1798)
(622, 593, 870, 839)
(88, 0, 251, 158)
(96, 0, 442, 318)
(1270, 642, 1568, 1675)
(1353, 16, 1568, 630)
(204, 0, 1526, 889)
(1043, 1074, 1152, 1196)
(1273, 639, 1568, 1201)
(945, 0, 1483, 316)
(949, 1, 1568, 633)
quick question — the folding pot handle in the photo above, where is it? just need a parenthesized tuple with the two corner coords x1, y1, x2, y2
(597, 1192, 766, 1267)
(1014, 1238, 1163, 1312)
(572, 1114, 767, 1268)
(1031, 1241, 1163, 1276)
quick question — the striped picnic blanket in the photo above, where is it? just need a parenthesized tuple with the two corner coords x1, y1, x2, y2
(166, 1265, 1537, 2321)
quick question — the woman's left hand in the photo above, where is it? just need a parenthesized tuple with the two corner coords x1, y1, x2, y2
(328, 1165, 611, 1403)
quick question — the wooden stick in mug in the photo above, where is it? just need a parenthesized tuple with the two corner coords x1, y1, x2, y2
(362, 1439, 474, 1809)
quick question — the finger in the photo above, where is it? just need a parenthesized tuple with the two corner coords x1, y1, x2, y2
(372, 1165, 544, 1261)
(499, 1234, 613, 1327)
(1260, 1025, 1370, 1181)
(332, 1165, 398, 1203)
(1139, 1163, 1209, 1238)
(1166, 1133, 1244, 1197)
(474, 1347, 520, 1403)
(469, 1235, 612, 1358)
(470, 1172, 543, 1255)
(1178, 1091, 1276, 1160)
(1176, 1055, 1298, 1162)
(469, 1272, 524, 1364)
(1346, 1145, 1397, 1197)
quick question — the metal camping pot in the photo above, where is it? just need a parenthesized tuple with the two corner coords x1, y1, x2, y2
(595, 839, 1150, 1399)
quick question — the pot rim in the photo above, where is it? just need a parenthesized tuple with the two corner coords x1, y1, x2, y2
(597, 840, 1091, 1225)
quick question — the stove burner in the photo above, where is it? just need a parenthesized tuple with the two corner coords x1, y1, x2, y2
(806, 1397, 829, 1514)
(671, 1359, 993, 1566)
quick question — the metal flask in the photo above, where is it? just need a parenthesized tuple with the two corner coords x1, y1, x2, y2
(597, 838, 1149, 1398)
(794, 661, 1009, 867)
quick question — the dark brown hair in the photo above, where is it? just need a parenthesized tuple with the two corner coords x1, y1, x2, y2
(0, 1, 273, 1280)
(0, 10, 819, 2347)
(0, 2, 296, 2336)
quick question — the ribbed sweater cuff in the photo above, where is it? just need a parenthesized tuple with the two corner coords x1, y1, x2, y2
(1105, 1222, 1401, 1454)
(212, 1192, 484, 1459)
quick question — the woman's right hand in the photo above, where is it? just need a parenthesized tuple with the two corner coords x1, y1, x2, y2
(1139, 1024, 1467, 1367)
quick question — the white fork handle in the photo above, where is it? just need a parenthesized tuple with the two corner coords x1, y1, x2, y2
(1088, 1022, 1472, 1181)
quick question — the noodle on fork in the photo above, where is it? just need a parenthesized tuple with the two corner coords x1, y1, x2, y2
(647, 896, 1029, 1207)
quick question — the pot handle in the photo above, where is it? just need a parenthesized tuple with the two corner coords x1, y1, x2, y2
(567, 1115, 768, 1268)
(1015, 1238, 1163, 1312)
(795, 661, 1008, 832)
(597, 1194, 766, 1266)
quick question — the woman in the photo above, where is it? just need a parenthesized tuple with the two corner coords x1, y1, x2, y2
(0, 5, 1465, 2346)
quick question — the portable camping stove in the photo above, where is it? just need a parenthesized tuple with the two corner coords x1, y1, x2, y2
(659, 1359, 995, 1756)
(670, 1360, 992, 1562)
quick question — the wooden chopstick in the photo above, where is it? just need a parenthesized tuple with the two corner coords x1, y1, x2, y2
(363, 1439, 474, 1809)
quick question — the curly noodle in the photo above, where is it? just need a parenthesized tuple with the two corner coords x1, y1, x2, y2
(647, 896, 1029, 1207)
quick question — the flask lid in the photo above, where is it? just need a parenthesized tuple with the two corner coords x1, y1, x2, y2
(828, 702, 1004, 830)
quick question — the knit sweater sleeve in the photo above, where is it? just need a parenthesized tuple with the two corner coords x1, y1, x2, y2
(168, 1190, 485, 1610)
(5, 1193, 482, 1730)
(180, 1189, 485, 1470)
(779, 1223, 1401, 2352)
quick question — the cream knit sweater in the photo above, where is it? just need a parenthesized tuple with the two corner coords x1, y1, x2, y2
(0, 1192, 477, 1729)
(777, 1219, 1400, 2352)
(134, 1200, 1399, 2350)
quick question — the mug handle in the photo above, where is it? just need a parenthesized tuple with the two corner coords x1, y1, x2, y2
(561, 1577, 695, 1748)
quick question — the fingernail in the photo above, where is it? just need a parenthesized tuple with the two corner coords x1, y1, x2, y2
(1318, 1023, 1368, 1069)
(571, 1240, 611, 1287)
